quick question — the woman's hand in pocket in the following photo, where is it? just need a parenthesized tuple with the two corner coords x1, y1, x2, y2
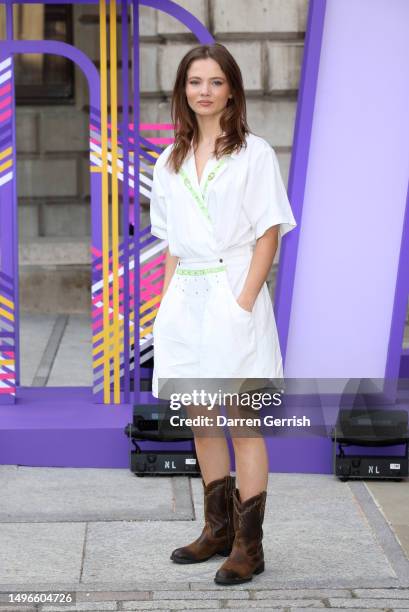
(236, 294, 254, 313)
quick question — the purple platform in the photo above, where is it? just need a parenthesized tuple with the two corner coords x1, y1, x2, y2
(0, 386, 406, 473)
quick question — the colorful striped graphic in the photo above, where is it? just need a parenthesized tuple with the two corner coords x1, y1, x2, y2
(90, 132, 170, 393)
(0, 0, 210, 406)
(0, 57, 13, 189)
(93, 0, 171, 402)
(0, 53, 15, 400)
(0, 272, 15, 396)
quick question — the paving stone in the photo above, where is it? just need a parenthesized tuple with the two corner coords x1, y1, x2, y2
(122, 600, 220, 609)
(291, 609, 384, 612)
(188, 475, 399, 587)
(216, 609, 283, 612)
(41, 603, 116, 611)
(0, 604, 37, 612)
(0, 468, 191, 523)
(225, 600, 325, 608)
(365, 482, 409, 562)
(0, 523, 85, 584)
(76, 591, 151, 601)
(353, 590, 409, 599)
(328, 599, 409, 608)
(153, 589, 248, 599)
(253, 589, 352, 599)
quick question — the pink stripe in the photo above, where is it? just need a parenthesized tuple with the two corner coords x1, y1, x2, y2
(91, 282, 126, 306)
(92, 319, 103, 333)
(133, 123, 175, 130)
(0, 108, 11, 123)
(0, 83, 11, 97)
(141, 258, 165, 278)
(0, 373, 13, 380)
(141, 254, 166, 274)
(126, 136, 174, 147)
(0, 96, 11, 110)
(0, 387, 15, 393)
(92, 305, 103, 318)
(141, 273, 163, 292)
(143, 269, 163, 280)
(146, 137, 174, 144)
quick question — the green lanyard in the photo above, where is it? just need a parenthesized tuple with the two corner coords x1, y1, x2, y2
(179, 156, 229, 225)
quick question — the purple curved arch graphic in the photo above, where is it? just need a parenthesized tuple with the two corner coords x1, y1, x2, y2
(140, 0, 214, 43)
(2, 40, 101, 109)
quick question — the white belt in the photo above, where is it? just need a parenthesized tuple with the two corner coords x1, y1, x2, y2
(178, 243, 253, 267)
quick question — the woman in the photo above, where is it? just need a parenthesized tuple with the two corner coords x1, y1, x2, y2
(149, 43, 297, 585)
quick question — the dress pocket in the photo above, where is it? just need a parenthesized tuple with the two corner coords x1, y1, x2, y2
(222, 271, 253, 318)
(201, 279, 258, 378)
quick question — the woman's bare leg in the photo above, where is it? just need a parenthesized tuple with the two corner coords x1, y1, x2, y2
(226, 398, 269, 500)
(186, 403, 231, 485)
(194, 436, 231, 485)
(231, 436, 268, 500)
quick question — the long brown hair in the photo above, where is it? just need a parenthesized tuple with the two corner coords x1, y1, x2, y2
(165, 43, 250, 174)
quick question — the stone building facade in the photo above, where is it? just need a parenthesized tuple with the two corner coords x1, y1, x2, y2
(15, 0, 308, 312)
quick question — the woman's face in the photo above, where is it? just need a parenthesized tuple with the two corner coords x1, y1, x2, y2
(185, 58, 232, 119)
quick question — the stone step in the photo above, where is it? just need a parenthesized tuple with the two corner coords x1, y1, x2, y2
(19, 236, 91, 266)
(19, 238, 91, 313)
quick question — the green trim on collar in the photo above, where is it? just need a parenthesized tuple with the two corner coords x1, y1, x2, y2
(178, 156, 229, 224)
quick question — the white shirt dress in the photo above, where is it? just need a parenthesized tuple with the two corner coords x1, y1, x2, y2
(149, 132, 297, 400)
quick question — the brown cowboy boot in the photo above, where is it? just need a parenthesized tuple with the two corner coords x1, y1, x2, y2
(214, 488, 267, 584)
(170, 475, 235, 564)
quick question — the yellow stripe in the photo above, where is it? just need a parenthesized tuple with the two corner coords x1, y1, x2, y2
(140, 309, 158, 326)
(140, 294, 161, 313)
(91, 294, 161, 347)
(110, 0, 120, 403)
(140, 325, 153, 338)
(93, 318, 154, 366)
(91, 295, 161, 350)
(99, 0, 111, 403)
(0, 359, 14, 366)
(0, 146, 12, 161)
(93, 317, 131, 356)
(92, 310, 136, 356)
(91, 151, 124, 159)
(90, 166, 102, 173)
(0, 307, 14, 322)
(0, 294, 14, 310)
(0, 158, 12, 173)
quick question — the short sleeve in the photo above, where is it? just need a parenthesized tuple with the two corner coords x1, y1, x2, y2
(149, 162, 168, 240)
(243, 144, 297, 240)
